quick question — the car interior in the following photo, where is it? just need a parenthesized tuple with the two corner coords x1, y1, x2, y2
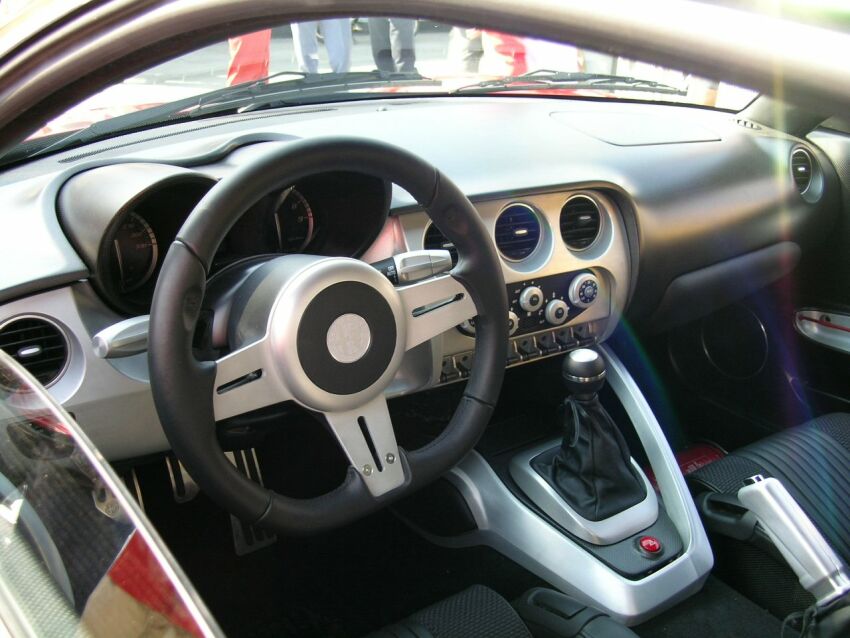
(0, 2, 849, 637)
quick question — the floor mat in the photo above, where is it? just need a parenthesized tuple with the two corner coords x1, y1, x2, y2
(645, 441, 726, 487)
(635, 576, 789, 638)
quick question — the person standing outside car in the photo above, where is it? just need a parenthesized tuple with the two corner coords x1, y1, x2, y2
(291, 19, 352, 74)
(368, 18, 417, 73)
(227, 30, 272, 85)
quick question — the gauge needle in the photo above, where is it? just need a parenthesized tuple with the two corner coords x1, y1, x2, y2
(113, 238, 126, 292)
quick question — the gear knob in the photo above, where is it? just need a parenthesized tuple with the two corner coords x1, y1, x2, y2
(562, 348, 606, 397)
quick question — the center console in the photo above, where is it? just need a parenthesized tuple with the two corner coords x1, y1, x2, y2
(442, 270, 604, 383)
(387, 188, 711, 624)
(401, 345, 713, 626)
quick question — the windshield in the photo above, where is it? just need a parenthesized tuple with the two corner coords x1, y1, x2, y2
(10, 17, 757, 159)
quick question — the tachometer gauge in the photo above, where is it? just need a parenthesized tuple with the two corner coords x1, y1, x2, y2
(112, 212, 158, 292)
(273, 187, 314, 252)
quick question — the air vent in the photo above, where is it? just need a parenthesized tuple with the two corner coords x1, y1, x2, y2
(423, 223, 458, 266)
(560, 195, 602, 251)
(494, 204, 541, 261)
(0, 317, 69, 386)
(791, 149, 813, 194)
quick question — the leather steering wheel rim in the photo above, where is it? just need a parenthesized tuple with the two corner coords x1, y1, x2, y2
(148, 137, 507, 535)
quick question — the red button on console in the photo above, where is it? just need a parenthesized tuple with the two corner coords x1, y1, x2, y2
(638, 536, 662, 554)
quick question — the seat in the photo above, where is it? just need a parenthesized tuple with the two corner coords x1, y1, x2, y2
(689, 412, 850, 566)
(365, 585, 638, 638)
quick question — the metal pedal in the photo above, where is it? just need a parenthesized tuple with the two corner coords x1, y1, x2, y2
(121, 467, 145, 511)
(166, 454, 199, 503)
(225, 449, 277, 556)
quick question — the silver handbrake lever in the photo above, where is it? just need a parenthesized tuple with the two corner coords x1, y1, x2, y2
(738, 475, 850, 606)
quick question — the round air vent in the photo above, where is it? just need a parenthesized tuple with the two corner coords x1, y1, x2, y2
(423, 223, 458, 266)
(494, 204, 542, 262)
(791, 148, 814, 194)
(0, 317, 69, 387)
(560, 195, 602, 251)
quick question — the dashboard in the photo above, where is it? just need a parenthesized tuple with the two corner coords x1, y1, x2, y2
(0, 96, 841, 459)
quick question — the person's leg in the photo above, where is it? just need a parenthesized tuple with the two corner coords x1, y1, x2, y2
(390, 18, 416, 72)
(320, 18, 352, 73)
(464, 30, 484, 73)
(449, 27, 482, 74)
(290, 21, 319, 74)
(227, 30, 272, 85)
(367, 17, 394, 73)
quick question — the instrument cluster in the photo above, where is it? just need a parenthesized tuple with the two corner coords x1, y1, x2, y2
(58, 166, 389, 315)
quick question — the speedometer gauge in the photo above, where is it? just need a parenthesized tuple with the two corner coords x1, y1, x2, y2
(273, 188, 314, 252)
(112, 212, 158, 292)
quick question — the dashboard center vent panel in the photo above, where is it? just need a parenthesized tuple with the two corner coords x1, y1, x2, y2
(494, 204, 542, 261)
(560, 195, 602, 251)
(0, 317, 69, 386)
(423, 223, 458, 266)
(791, 148, 813, 194)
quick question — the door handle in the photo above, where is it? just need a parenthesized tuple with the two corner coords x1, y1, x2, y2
(796, 309, 850, 354)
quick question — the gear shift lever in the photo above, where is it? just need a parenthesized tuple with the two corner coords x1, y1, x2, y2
(532, 348, 647, 521)
(562, 348, 607, 398)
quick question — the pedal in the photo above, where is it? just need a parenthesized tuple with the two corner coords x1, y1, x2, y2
(166, 454, 199, 503)
(225, 449, 277, 556)
(121, 467, 145, 512)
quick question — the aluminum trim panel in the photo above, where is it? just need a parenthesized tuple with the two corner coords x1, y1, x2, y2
(430, 345, 712, 625)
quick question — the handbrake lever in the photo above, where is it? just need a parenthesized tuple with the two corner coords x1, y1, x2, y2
(738, 475, 850, 606)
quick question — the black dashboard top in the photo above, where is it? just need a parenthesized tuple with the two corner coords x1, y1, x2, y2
(0, 96, 839, 325)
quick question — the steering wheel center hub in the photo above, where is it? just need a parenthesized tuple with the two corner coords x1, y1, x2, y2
(266, 256, 408, 412)
(326, 313, 372, 363)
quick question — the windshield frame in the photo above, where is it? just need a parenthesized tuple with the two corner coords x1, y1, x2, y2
(0, 17, 762, 165)
(0, 1, 845, 168)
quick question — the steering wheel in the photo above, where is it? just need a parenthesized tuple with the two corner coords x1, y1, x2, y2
(148, 138, 507, 534)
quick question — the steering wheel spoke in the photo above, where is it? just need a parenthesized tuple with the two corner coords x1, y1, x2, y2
(398, 274, 476, 351)
(213, 338, 289, 421)
(323, 395, 405, 497)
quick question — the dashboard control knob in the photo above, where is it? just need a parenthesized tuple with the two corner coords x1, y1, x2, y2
(569, 274, 599, 309)
(508, 311, 520, 336)
(544, 299, 569, 325)
(519, 286, 544, 312)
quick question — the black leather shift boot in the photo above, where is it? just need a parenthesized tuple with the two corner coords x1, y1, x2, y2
(532, 397, 646, 521)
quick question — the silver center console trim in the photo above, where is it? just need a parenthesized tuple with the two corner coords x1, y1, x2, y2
(601, 345, 712, 565)
(424, 344, 712, 625)
(510, 440, 659, 545)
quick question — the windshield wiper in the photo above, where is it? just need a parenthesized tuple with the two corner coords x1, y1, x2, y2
(7, 70, 439, 164)
(453, 69, 687, 96)
(189, 70, 439, 114)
